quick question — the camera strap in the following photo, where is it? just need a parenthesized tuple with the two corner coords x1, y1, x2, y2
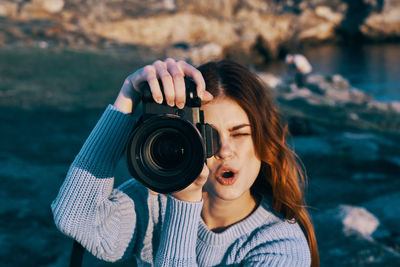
(70, 240, 84, 267)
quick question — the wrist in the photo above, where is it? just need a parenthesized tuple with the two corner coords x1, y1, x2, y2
(113, 93, 133, 114)
(171, 190, 202, 203)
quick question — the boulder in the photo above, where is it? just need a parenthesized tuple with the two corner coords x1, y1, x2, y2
(165, 42, 223, 65)
(314, 204, 380, 239)
(20, 0, 64, 19)
(0, 1, 18, 17)
(1, 0, 400, 61)
(363, 193, 400, 235)
(90, 13, 239, 47)
(361, 0, 400, 40)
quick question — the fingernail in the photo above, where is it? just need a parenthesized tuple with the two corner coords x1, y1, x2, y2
(156, 98, 163, 104)
(177, 103, 184, 109)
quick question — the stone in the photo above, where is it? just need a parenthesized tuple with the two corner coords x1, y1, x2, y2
(91, 13, 238, 47)
(389, 101, 400, 113)
(361, 0, 400, 40)
(297, 8, 338, 42)
(165, 42, 223, 66)
(315, 5, 343, 23)
(20, 0, 64, 19)
(339, 205, 379, 238)
(363, 193, 400, 235)
(40, 0, 64, 13)
(256, 72, 282, 90)
(0, 1, 18, 17)
(332, 74, 350, 90)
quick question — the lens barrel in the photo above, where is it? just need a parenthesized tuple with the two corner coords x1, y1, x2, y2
(126, 115, 205, 193)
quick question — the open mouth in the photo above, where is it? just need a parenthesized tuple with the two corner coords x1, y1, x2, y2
(215, 167, 238, 186)
(222, 171, 234, 178)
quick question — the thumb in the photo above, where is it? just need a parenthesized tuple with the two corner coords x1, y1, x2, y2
(149, 189, 160, 195)
(194, 163, 209, 186)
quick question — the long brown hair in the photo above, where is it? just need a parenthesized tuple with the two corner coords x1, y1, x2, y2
(198, 59, 319, 266)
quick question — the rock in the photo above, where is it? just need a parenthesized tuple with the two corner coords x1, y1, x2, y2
(163, 0, 176, 11)
(367, 100, 390, 112)
(363, 193, 400, 235)
(0, 1, 18, 17)
(315, 205, 380, 238)
(256, 72, 282, 90)
(283, 73, 373, 106)
(297, 8, 339, 42)
(90, 13, 238, 47)
(1, 0, 399, 59)
(40, 0, 64, 13)
(165, 42, 223, 65)
(332, 74, 350, 90)
(238, 12, 296, 60)
(339, 205, 380, 238)
(361, 0, 400, 40)
(349, 88, 371, 105)
(389, 101, 400, 113)
(20, 0, 64, 19)
(315, 5, 343, 23)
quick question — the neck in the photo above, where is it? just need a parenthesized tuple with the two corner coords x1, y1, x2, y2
(201, 191, 257, 232)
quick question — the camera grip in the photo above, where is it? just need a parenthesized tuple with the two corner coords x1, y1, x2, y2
(138, 77, 201, 107)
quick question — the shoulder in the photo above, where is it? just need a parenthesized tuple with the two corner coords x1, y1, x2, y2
(240, 200, 311, 266)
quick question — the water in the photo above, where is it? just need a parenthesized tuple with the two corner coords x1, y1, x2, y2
(263, 44, 400, 102)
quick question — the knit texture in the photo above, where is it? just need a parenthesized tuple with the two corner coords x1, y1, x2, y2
(51, 105, 311, 266)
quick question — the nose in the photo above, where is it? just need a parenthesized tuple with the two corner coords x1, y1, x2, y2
(214, 137, 233, 160)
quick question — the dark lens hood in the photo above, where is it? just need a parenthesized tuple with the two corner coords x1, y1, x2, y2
(126, 114, 205, 193)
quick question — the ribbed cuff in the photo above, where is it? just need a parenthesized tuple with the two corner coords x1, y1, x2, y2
(156, 195, 203, 262)
(77, 105, 139, 174)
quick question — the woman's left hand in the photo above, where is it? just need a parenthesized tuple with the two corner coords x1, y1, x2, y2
(171, 163, 209, 202)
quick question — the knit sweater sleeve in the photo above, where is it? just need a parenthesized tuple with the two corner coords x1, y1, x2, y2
(155, 195, 203, 266)
(51, 105, 140, 262)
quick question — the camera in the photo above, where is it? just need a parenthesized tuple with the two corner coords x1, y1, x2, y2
(126, 77, 220, 193)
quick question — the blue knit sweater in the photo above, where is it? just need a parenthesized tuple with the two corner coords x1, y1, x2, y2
(51, 105, 311, 266)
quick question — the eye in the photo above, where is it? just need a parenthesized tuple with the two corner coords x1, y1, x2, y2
(232, 133, 250, 137)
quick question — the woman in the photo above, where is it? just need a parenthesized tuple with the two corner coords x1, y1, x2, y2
(51, 58, 319, 266)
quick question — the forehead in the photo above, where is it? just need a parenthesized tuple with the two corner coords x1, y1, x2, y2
(201, 97, 250, 128)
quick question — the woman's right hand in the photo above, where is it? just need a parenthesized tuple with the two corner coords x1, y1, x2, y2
(113, 58, 214, 114)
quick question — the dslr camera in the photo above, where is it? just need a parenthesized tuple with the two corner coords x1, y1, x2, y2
(126, 78, 220, 193)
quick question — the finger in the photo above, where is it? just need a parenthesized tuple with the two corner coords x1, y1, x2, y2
(178, 61, 209, 100)
(154, 60, 175, 107)
(166, 58, 185, 109)
(149, 189, 159, 195)
(195, 163, 209, 185)
(141, 65, 163, 104)
(202, 91, 214, 104)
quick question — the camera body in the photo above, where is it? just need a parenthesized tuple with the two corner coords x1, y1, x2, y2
(126, 78, 220, 193)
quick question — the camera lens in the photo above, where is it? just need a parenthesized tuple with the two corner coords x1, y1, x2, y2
(126, 115, 205, 193)
(146, 129, 187, 170)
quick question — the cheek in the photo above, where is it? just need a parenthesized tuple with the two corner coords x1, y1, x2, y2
(240, 139, 259, 159)
(240, 140, 261, 176)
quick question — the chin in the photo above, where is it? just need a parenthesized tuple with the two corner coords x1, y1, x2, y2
(205, 182, 249, 201)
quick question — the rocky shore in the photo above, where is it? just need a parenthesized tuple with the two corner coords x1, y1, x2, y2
(1, 0, 400, 65)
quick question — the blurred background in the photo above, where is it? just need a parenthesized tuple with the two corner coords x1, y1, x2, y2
(1, 0, 399, 266)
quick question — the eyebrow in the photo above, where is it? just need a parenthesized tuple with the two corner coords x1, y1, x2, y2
(229, 124, 251, 131)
